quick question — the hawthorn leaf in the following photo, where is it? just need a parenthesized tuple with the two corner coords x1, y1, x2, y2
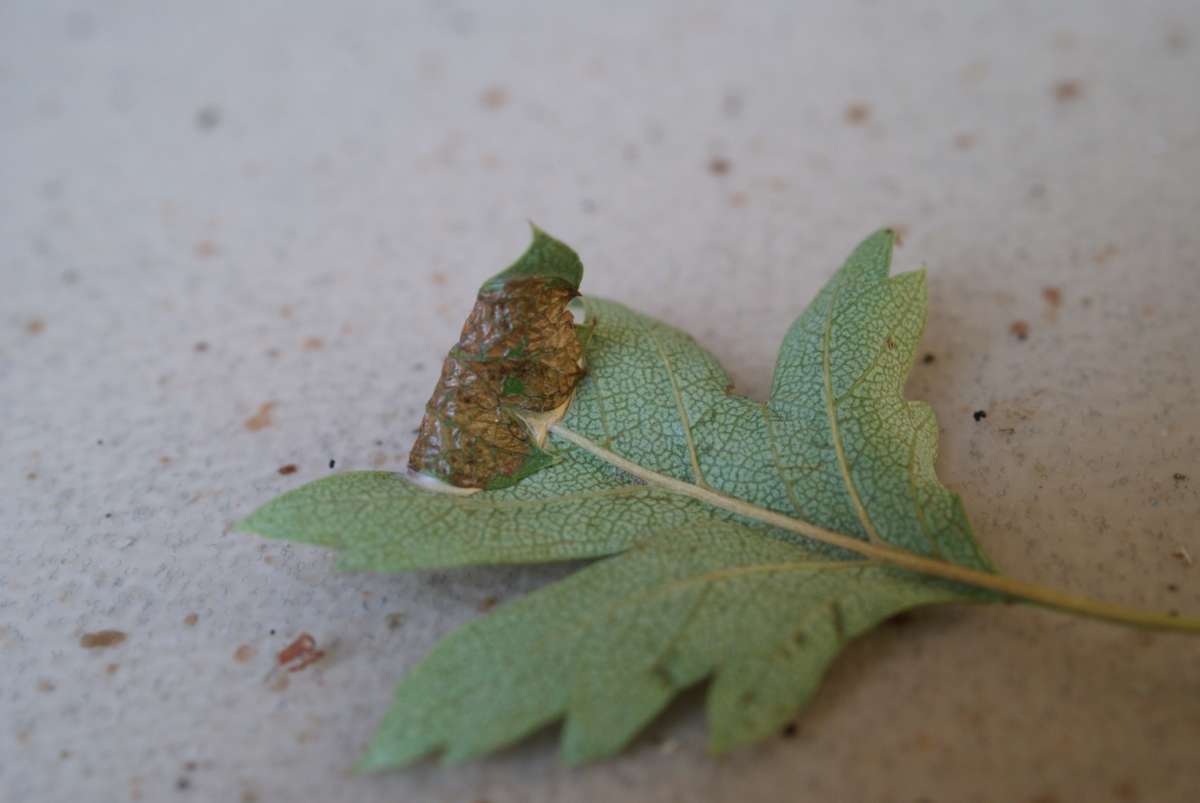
(240, 227, 998, 768)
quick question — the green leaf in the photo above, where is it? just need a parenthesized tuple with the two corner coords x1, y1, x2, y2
(240, 228, 997, 768)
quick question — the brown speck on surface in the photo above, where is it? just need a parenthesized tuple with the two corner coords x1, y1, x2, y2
(1165, 29, 1189, 52)
(301, 337, 324, 351)
(105, 663, 119, 675)
(159, 455, 172, 465)
(480, 85, 509, 109)
(1093, 243, 1119, 265)
(386, 612, 407, 631)
(193, 341, 209, 353)
(279, 304, 293, 319)
(1173, 472, 1188, 482)
(708, 156, 731, 176)
(973, 410, 988, 422)
(27, 472, 38, 480)
(889, 224, 909, 246)
(241, 787, 260, 803)
(781, 722, 798, 738)
(371, 451, 389, 467)
(884, 336, 897, 351)
(952, 132, 976, 150)
(844, 102, 870, 125)
(36, 678, 56, 692)
(278, 633, 325, 672)
(430, 271, 448, 286)
(478, 596, 499, 612)
(176, 776, 191, 791)
(1053, 79, 1082, 103)
(1009, 320, 1030, 340)
(183, 613, 198, 626)
(1041, 286, 1062, 307)
(244, 402, 276, 432)
(277, 464, 298, 475)
(194, 104, 221, 130)
(1172, 545, 1193, 566)
(194, 240, 218, 258)
(80, 629, 127, 649)
(922, 353, 936, 365)
(26, 318, 46, 335)
(729, 191, 748, 208)
(233, 644, 256, 663)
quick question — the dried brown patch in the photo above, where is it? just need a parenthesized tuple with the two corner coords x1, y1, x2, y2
(708, 157, 731, 176)
(890, 225, 909, 246)
(233, 644, 257, 663)
(159, 455, 172, 465)
(386, 612, 407, 631)
(277, 464, 298, 476)
(279, 304, 293, 319)
(430, 271, 448, 286)
(478, 596, 499, 613)
(244, 402, 276, 432)
(26, 472, 38, 480)
(26, 318, 46, 335)
(844, 102, 870, 125)
(1042, 287, 1062, 308)
(1053, 80, 1082, 103)
(729, 191, 749, 208)
(370, 451, 389, 467)
(36, 678, 56, 692)
(183, 613, 199, 626)
(480, 85, 509, 110)
(301, 337, 324, 351)
(952, 132, 976, 150)
(194, 240, 218, 258)
(80, 630, 127, 649)
(105, 663, 119, 675)
(1009, 320, 1030, 341)
(277, 633, 325, 672)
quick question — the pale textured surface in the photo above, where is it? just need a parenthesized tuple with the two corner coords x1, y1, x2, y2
(2, 1, 1200, 802)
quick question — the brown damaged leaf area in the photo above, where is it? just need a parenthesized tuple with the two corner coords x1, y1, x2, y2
(408, 276, 584, 488)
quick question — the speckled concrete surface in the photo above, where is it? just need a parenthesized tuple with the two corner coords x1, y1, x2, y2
(3, 2, 1200, 802)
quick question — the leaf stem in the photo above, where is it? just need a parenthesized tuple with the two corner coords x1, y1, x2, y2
(550, 424, 1200, 633)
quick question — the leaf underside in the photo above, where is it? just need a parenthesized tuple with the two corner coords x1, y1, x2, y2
(241, 228, 995, 769)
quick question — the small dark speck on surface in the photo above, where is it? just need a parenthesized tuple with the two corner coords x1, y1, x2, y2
(278, 464, 298, 476)
(844, 102, 870, 125)
(973, 410, 988, 422)
(1167, 584, 1179, 592)
(386, 612, 407, 631)
(176, 776, 191, 791)
(328, 459, 336, 469)
(26, 318, 46, 335)
(80, 630, 127, 649)
(1173, 472, 1188, 482)
(193, 341, 209, 353)
(781, 722, 798, 738)
(478, 596, 499, 613)
(1053, 79, 1082, 102)
(708, 157, 731, 176)
(194, 105, 221, 131)
(922, 353, 936, 364)
(105, 512, 112, 518)
(480, 85, 509, 110)
(1010, 320, 1030, 340)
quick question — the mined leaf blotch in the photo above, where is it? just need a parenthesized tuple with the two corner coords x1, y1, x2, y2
(408, 227, 585, 489)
